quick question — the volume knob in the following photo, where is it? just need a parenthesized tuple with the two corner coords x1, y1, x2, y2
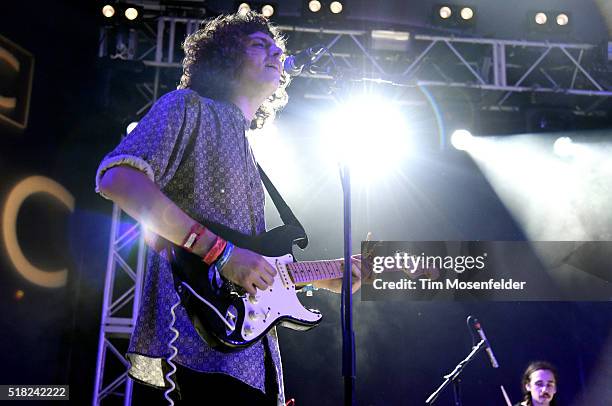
(248, 311, 260, 321)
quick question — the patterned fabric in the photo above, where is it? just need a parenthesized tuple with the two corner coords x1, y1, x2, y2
(95, 89, 284, 404)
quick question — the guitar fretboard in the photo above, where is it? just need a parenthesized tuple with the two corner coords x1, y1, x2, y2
(286, 260, 345, 284)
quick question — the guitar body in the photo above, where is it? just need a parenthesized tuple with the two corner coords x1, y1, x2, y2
(169, 222, 322, 352)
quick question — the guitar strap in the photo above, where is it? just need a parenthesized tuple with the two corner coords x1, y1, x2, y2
(256, 163, 309, 249)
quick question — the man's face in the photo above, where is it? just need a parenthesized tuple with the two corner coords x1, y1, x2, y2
(236, 31, 283, 99)
(526, 369, 557, 406)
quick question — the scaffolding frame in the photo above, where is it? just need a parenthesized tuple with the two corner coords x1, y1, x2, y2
(93, 204, 146, 406)
(99, 17, 612, 114)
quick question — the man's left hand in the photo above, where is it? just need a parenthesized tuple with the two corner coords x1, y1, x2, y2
(312, 255, 361, 294)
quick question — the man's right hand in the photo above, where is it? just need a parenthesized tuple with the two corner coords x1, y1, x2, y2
(219, 247, 277, 296)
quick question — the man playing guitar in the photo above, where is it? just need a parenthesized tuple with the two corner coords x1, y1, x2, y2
(96, 11, 360, 405)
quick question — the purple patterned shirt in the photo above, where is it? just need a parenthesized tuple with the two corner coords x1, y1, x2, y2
(95, 89, 284, 404)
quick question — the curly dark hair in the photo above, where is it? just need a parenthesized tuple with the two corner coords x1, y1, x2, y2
(521, 361, 558, 406)
(178, 11, 290, 129)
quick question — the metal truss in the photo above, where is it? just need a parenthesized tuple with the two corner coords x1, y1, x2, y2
(276, 26, 612, 110)
(93, 204, 146, 406)
(99, 17, 612, 112)
(406, 35, 612, 104)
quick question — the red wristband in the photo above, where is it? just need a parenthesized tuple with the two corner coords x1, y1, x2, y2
(203, 236, 227, 265)
(182, 223, 206, 252)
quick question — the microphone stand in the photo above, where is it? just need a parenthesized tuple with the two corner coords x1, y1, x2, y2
(425, 339, 488, 405)
(339, 164, 355, 406)
(302, 50, 401, 405)
(308, 54, 356, 406)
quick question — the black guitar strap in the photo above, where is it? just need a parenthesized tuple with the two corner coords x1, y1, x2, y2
(256, 163, 309, 249)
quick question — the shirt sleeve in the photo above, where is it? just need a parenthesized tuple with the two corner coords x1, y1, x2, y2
(95, 89, 201, 199)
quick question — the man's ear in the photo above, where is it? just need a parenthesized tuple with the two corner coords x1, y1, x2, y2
(525, 383, 531, 393)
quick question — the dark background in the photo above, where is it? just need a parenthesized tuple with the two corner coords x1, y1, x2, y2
(1, 1, 611, 405)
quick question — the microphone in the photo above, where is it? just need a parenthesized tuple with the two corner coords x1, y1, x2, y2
(283, 45, 325, 76)
(470, 316, 499, 368)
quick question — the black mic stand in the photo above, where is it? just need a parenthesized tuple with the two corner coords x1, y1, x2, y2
(309, 53, 356, 406)
(425, 339, 488, 405)
(339, 163, 355, 406)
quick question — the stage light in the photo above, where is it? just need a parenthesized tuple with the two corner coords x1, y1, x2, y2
(261, 4, 274, 17)
(534, 12, 547, 25)
(102, 4, 115, 18)
(308, 0, 321, 13)
(319, 96, 411, 181)
(126, 121, 139, 134)
(451, 129, 474, 151)
(556, 13, 569, 26)
(125, 7, 139, 20)
(434, 5, 475, 28)
(460, 7, 473, 20)
(553, 137, 574, 157)
(330, 1, 343, 14)
(439, 6, 452, 19)
(371, 30, 410, 51)
(238, 2, 251, 14)
(371, 30, 410, 41)
(529, 10, 572, 34)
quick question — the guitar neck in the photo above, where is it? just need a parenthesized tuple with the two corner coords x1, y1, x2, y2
(286, 259, 345, 284)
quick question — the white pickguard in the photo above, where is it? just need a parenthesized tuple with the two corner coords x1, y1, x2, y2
(238, 254, 322, 340)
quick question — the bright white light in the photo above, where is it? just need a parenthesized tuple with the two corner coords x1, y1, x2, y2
(238, 3, 251, 15)
(535, 12, 547, 25)
(141, 220, 151, 233)
(126, 121, 139, 134)
(102, 5, 115, 18)
(319, 96, 411, 181)
(308, 0, 322, 13)
(554, 136, 574, 157)
(246, 124, 279, 171)
(556, 13, 569, 26)
(125, 7, 138, 21)
(248, 124, 301, 195)
(371, 30, 410, 41)
(460, 7, 474, 20)
(141, 219, 156, 247)
(261, 4, 274, 18)
(451, 129, 474, 151)
(330, 1, 343, 14)
(464, 134, 612, 242)
(439, 6, 452, 19)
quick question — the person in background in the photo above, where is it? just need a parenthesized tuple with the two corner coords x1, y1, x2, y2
(515, 361, 558, 406)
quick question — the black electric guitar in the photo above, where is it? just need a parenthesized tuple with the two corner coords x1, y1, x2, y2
(168, 221, 347, 352)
